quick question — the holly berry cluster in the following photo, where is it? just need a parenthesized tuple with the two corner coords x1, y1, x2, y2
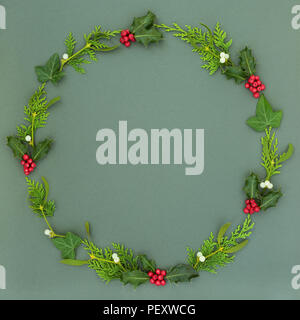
(21, 154, 36, 175)
(119, 29, 136, 47)
(243, 199, 260, 215)
(245, 75, 266, 99)
(148, 268, 167, 286)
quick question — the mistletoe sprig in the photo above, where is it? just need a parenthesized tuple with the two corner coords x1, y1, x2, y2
(6, 11, 294, 288)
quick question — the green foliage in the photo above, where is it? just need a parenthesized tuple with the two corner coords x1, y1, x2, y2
(157, 22, 232, 74)
(120, 270, 149, 288)
(247, 95, 282, 132)
(130, 11, 163, 47)
(165, 264, 199, 284)
(136, 254, 156, 272)
(32, 138, 53, 161)
(187, 216, 254, 273)
(60, 259, 89, 266)
(243, 173, 260, 199)
(261, 127, 293, 180)
(6, 136, 29, 158)
(260, 190, 283, 211)
(35, 53, 64, 84)
(52, 232, 82, 259)
(26, 177, 55, 217)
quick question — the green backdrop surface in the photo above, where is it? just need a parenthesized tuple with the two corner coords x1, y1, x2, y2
(0, 0, 299, 300)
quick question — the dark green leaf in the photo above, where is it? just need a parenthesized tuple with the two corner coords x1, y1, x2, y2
(32, 138, 53, 161)
(260, 190, 283, 211)
(52, 232, 82, 259)
(120, 270, 149, 288)
(35, 53, 64, 84)
(224, 66, 247, 83)
(223, 240, 248, 254)
(166, 264, 199, 283)
(6, 136, 28, 158)
(60, 259, 89, 266)
(278, 144, 294, 163)
(130, 11, 163, 47)
(243, 173, 260, 199)
(137, 254, 156, 272)
(217, 223, 231, 244)
(239, 47, 256, 76)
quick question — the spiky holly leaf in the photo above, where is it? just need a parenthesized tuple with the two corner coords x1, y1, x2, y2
(239, 46, 256, 76)
(246, 95, 282, 132)
(137, 254, 156, 272)
(32, 138, 53, 161)
(166, 264, 199, 283)
(120, 270, 149, 288)
(129, 11, 163, 47)
(6, 136, 28, 158)
(35, 53, 64, 84)
(52, 232, 81, 259)
(243, 173, 260, 199)
(260, 190, 283, 211)
(224, 66, 248, 84)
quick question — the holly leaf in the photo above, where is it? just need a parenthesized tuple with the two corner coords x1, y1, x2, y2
(239, 46, 256, 76)
(246, 95, 283, 132)
(137, 254, 156, 272)
(120, 270, 149, 288)
(6, 136, 28, 158)
(217, 223, 231, 245)
(130, 11, 163, 47)
(260, 190, 283, 211)
(224, 66, 248, 84)
(35, 53, 64, 84)
(52, 232, 82, 259)
(278, 144, 294, 163)
(32, 138, 53, 161)
(243, 173, 260, 199)
(165, 264, 199, 283)
(223, 240, 249, 254)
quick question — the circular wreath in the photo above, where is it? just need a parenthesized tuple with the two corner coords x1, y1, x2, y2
(6, 11, 294, 288)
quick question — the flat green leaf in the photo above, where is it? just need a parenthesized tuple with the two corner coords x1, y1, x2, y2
(45, 96, 61, 109)
(217, 223, 231, 245)
(278, 144, 294, 163)
(60, 259, 89, 266)
(130, 11, 163, 47)
(243, 173, 260, 199)
(120, 270, 149, 288)
(35, 53, 64, 84)
(32, 138, 53, 161)
(224, 66, 247, 84)
(223, 240, 248, 254)
(85, 222, 91, 238)
(52, 232, 82, 259)
(137, 254, 156, 272)
(6, 136, 28, 158)
(166, 264, 199, 283)
(260, 190, 283, 211)
(239, 47, 256, 76)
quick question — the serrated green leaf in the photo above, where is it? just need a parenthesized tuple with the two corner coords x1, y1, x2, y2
(217, 223, 231, 245)
(52, 232, 82, 259)
(137, 254, 156, 272)
(239, 47, 256, 76)
(166, 264, 199, 283)
(6, 136, 28, 158)
(120, 270, 149, 288)
(224, 66, 247, 83)
(35, 53, 64, 84)
(60, 259, 89, 266)
(243, 173, 260, 199)
(32, 138, 53, 161)
(278, 144, 294, 163)
(130, 11, 163, 47)
(223, 240, 248, 254)
(260, 190, 283, 211)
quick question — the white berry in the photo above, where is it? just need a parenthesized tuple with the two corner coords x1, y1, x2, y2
(220, 52, 226, 58)
(197, 251, 203, 258)
(44, 229, 53, 238)
(114, 257, 120, 263)
(267, 182, 273, 189)
(25, 135, 31, 142)
(62, 53, 69, 60)
(224, 53, 229, 59)
(220, 57, 226, 64)
(260, 182, 266, 188)
(112, 253, 118, 259)
(199, 256, 206, 263)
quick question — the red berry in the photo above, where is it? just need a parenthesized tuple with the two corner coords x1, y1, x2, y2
(124, 29, 130, 34)
(243, 208, 249, 214)
(161, 270, 166, 276)
(25, 163, 30, 168)
(252, 82, 258, 88)
(25, 172, 30, 175)
(155, 269, 161, 275)
(155, 280, 161, 286)
(148, 271, 154, 277)
(161, 280, 166, 286)
(123, 36, 129, 42)
(252, 88, 257, 93)
(28, 158, 33, 164)
(245, 83, 250, 89)
(124, 41, 131, 47)
(248, 79, 254, 84)
(128, 34, 135, 42)
(249, 208, 254, 214)
(121, 30, 128, 37)
(150, 278, 155, 284)
(261, 84, 265, 90)
(254, 206, 260, 212)
(23, 154, 29, 161)
(29, 167, 34, 172)
(158, 275, 164, 281)
(253, 92, 260, 99)
(21, 160, 25, 165)
(249, 86, 254, 92)
(257, 80, 262, 86)
(152, 274, 158, 280)
(257, 86, 262, 92)
(120, 38, 125, 44)
(31, 162, 36, 168)
(250, 75, 255, 80)
(255, 75, 260, 80)
(250, 199, 255, 203)
(246, 204, 251, 210)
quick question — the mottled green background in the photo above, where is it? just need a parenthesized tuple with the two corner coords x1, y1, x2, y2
(0, 0, 299, 300)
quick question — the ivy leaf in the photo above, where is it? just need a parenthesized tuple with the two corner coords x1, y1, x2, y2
(6, 136, 28, 158)
(32, 138, 53, 161)
(165, 264, 199, 283)
(278, 144, 294, 163)
(260, 190, 283, 211)
(120, 270, 149, 288)
(35, 53, 64, 84)
(130, 11, 163, 47)
(223, 240, 249, 254)
(224, 66, 247, 84)
(246, 95, 283, 132)
(137, 254, 156, 272)
(60, 259, 89, 266)
(243, 173, 260, 199)
(52, 232, 82, 259)
(217, 223, 231, 245)
(239, 47, 256, 76)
